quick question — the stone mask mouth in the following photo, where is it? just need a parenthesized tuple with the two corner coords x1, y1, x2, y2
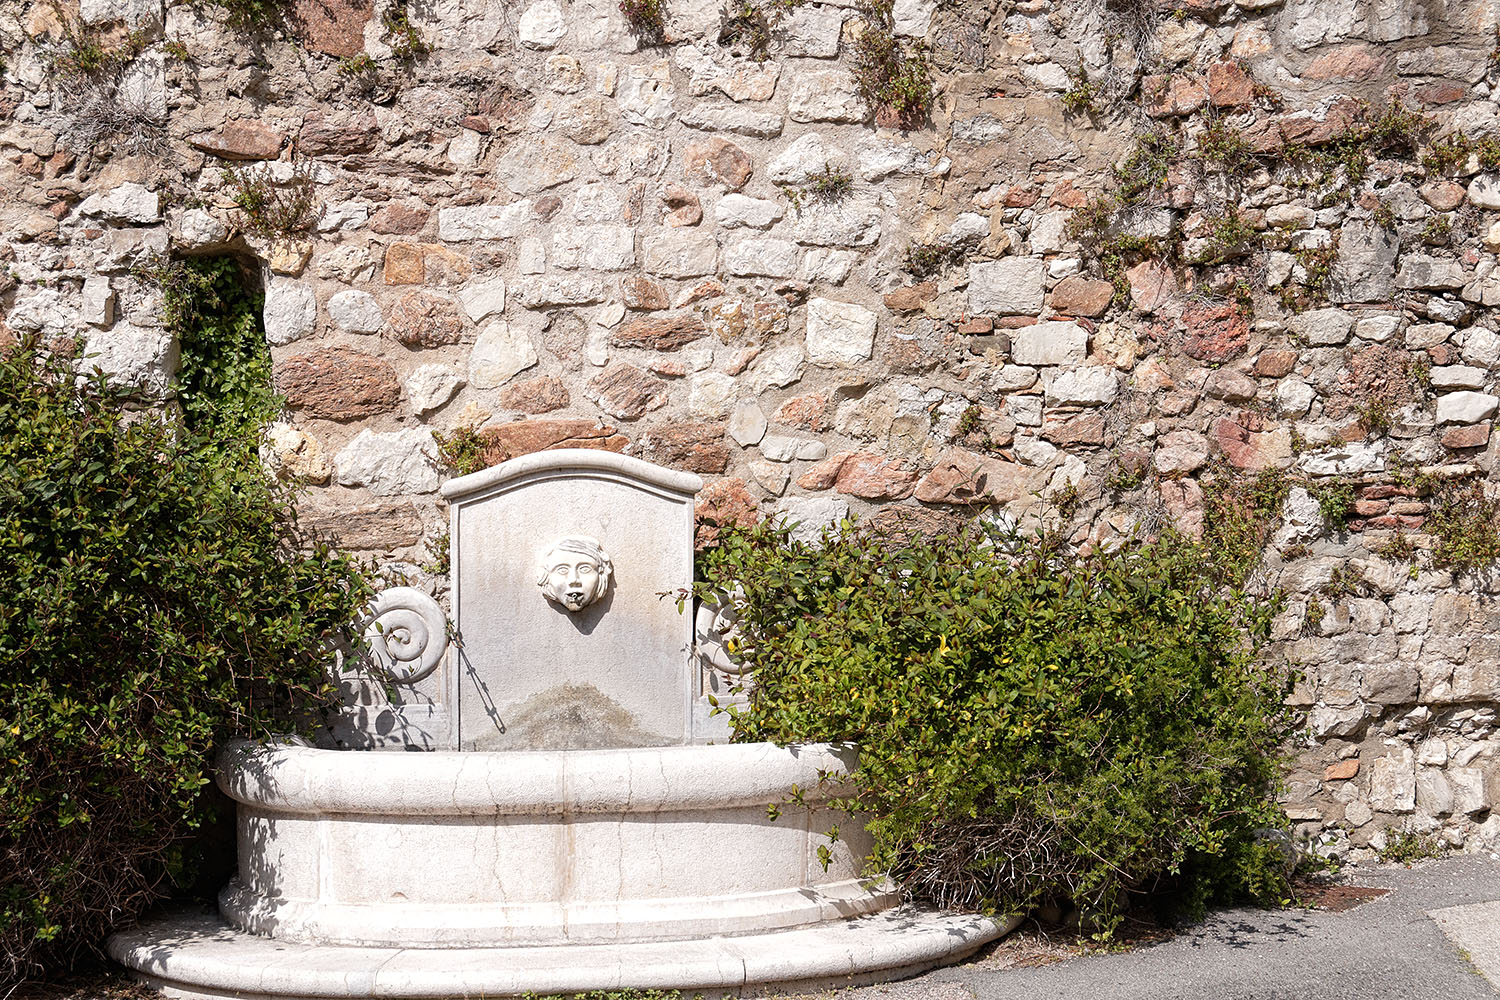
(564, 590, 587, 609)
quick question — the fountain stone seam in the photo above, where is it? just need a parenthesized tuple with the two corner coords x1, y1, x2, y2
(108, 450, 1013, 996)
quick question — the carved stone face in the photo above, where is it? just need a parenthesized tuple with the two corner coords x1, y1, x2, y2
(536, 536, 613, 612)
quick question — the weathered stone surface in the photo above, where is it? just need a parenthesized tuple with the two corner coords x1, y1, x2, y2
(262, 422, 331, 484)
(496, 139, 579, 194)
(263, 279, 317, 346)
(298, 111, 379, 155)
(469, 322, 540, 388)
(1255, 349, 1299, 377)
(1442, 423, 1491, 449)
(611, 313, 707, 351)
(1330, 221, 1399, 303)
(79, 182, 159, 224)
(805, 298, 877, 364)
(1011, 321, 1088, 366)
(1126, 261, 1177, 313)
(768, 133, 839, 185)
(1397, 255, 1466, 291)
(299, 500, 424, 550)
(292, 0, 371, 57)
(1291, 308, 1354, 346)
(787, 70, 865, 122)
(79, 323, 177, 397)
(679, 103, 785, 137)
(642, 231, 719, 277)
(621, 276, 671, 311)
(518, 0, 566, 47)
(1436, 390, 1499, 425)
(406, 365, 464, 415)
(515, 275, 606, 308)
(1212, 414, 1292, 470)
(497, 375, 568, 413)
(557, 96, 613, 144)
(371, 204, 430, 235)
(189, 120, 283, 160)
(968, 258, 1045, 315)
(334, 428, 439, 496)
(1154, 429, 1209, 475)
(1050, 276, 1114, 317)
(277, 347, 399, 421)
(913, 448, 1037, 504)
(715, 193, 784, 229)
(636, 422, 729, 473)
(1046, 367, 1118, 405)
(438, 203, 530, 241)
(1368, 749, 1416, 813)
(832, 452, 917, 500)
(587, 363, 670, 419)
(552, 224, 636, 270)
(662, 184, 702, 227)
(724, 238, 800, 277)
(480, 419, 629, 461)
(759, 434, 827, 462)
(792, 200, 882, 247)
(1182, 305, 1251, 362)
(684, 138, 754, 190)
(388, 291, 464, 347)
(727, 399, 768, 445)
(619, 60, 676, 128)
(1206, 61, 1253, 107)
(458, 278, 507, 323)
(327, 289, 383, 333)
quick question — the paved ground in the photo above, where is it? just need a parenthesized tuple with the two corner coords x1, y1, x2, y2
(22, 856, 1500, 1000)
(781, 855, 1500, 1000)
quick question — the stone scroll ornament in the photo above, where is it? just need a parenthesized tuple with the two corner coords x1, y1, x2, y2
(695, 588, 754, 680)
(536, 536, 614, 612)
(361, 587, 449, 683)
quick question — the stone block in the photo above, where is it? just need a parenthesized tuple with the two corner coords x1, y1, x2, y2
(967, 258, 1045, 315)
(787, 70, 864, 122)
(1435, 391, 1499, 425)
(263, 279, 316, 346)
(334, 428, 439, 496)
(1010, 320, 1088, 366)
(469, 322, 540, 388)
(1368, 749, 1416, 813)
(276, 347, 399, 421)
(805, 298, 876, 364)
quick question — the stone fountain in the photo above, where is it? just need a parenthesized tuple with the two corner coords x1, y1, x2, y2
(109, 450, 1011, 998)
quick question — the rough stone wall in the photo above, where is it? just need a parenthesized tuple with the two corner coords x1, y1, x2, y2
(6, 0, 1500, 862)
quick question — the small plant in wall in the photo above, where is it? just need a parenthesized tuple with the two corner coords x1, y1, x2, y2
(382, 0, 430, 61)
(850, 0, 934, 129)
(1061, 68, 1100, 116)
(220, 160, 322, 245)
(777, 165, 854, 209)
(718, 0, 799, 61)
(620, 0, 668, 44)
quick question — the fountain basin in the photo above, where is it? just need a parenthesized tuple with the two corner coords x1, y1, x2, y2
(214, 739, 893, 948)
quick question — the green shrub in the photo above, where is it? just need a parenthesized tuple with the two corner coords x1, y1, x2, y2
(0, 340, 372, 982)
(698, 519, 1294, 933)
(135, 255, 278, 444)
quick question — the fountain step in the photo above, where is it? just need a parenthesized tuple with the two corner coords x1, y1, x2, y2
(109, 905, 1019, 999)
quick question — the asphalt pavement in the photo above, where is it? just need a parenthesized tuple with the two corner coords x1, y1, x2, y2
(799, 855, 1500, 1000)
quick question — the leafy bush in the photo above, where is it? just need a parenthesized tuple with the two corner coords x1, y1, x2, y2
(697, 520, 1293, 932)
(0, 340, 372, 983)
(136, 255, 278, 443)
